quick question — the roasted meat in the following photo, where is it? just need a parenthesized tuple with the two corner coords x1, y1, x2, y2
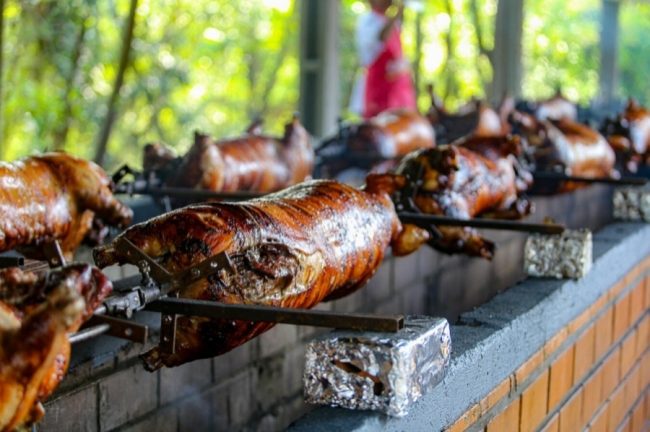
(316, 109, 435, 180)
(395, 139, 532, 259)
(510, 111, 616, 192)
(0, 265, 112, 431)
(143, 115, 314, 193)
(344, 109, 435, 158)
(602, 99, 650, 173)
(426, 87, 512, 142)
(0, 153, 133, 259)
(94, 176, 429, 369)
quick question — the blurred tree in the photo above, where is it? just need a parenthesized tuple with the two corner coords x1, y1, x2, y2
(0, 0, 648, 169)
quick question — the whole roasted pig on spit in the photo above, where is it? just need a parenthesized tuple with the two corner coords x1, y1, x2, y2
(316, 109, 435, 179)
(510, 110, 616, 192)
(0, 264, 112, 431)
(394, 136, 533, 259)
(0, 153, 133, 259)
(142, 115, 314, 193)
(602, 99, 650, 173)
(94, 175, 430, 370)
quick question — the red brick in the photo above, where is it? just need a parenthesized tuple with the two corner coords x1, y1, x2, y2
(620, 332, 637, 378)
(600, 348, 621, 401)
(609, 279, 626, 302)
(548, 346, 575, 412)
(559, 388, 582, 432)
(568, 307, 592, 335)
(480, 376, 513, 414)
(629, 282, 645, 325)
(520, 369, 550, 432)
(544, 327, 569, 360)
(607, 385, 626, 432)
(636, 315, 649, 360)
(486, 398, 520, 432)
(645, 276, 650, 309)
(594, 307, 614, 361)
(515, 350, 544, 389)
(630, 399, 645, 432)
(644, 351, 650, 388)
(624, 364, 641, 412)
(581, 369, 603, 425)
(588, 403, 608, 432)
(573, 325, 595, 386)
(540, 413, 559, 432)
(446, 402, 481, 432)
(612, 294, 631, 343)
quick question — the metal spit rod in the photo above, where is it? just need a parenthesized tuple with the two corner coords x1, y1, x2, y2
(533, 172, 647, 186)
(398, 212, 566, 234)
(68, 324, 111, 344)
(146, 297, 405, 333)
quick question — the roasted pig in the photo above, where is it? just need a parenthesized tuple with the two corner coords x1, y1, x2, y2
(0, 153, 133, 259)
(316, 109, 435, 180)
(94, 176, 430, 369)
(510, 111, 616, 192)
(142, 115, 314, 193)
(0, 265, 112, 431)
(395, 138, 532, 259)
(602, 99, 650, 173)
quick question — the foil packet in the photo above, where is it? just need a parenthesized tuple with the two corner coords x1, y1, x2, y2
(524, 229, 592, 279)
(303, 316, 451, 417)
(613, 186, 650, 223)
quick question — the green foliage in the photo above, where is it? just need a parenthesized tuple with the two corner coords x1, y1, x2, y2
(521, 0, 601, 103)
(0, 0, 648, 169)
(618, 2, 650, 106)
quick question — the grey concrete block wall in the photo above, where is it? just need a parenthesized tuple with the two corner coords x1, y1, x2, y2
(37, 186, 616, 431)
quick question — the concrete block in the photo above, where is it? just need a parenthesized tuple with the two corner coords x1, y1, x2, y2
(99, 365, 158, 431)
(122, 405, 177, 432)
(613, 186, 650, 222)
(160, 358, 212, 405)
(178, 393, 213, 432)
(214, 342, 253, 383)
(40, 385, 98, 432)
(304, 316, 450, 417)
(524, 229, 592, 279)
(259, 324, 298, 358)
(227, 370, 255, 427)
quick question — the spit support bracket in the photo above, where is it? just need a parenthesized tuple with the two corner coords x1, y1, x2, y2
(42, 240, 67, 268)
(150, 297, 406, 356)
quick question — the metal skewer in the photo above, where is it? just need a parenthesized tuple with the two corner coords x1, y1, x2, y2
(398, 212, 565, 234)
(69, 324, 111, 344)
(533, 172, 647, 186)
(146, 297, 404, 333)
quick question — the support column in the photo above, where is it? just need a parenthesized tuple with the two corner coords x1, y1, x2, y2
(299, 0, 340, 138)
(598, 0, 620, 105)
(490, 0, 524, 101)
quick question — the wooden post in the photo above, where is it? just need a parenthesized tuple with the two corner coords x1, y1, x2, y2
(489, 0, 524, 101)
(598, 0, 620, 105)
(298, 0, 340, 138)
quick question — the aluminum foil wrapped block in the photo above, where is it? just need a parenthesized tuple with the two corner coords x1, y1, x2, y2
(524, 229, 592, 279)
(303, 316, 450, 417)
(613, 186, 650, 222)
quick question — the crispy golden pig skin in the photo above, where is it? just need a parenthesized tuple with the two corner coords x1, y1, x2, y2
(144, 115, 314, 194)
(395, 144, 532, 259)
(0, 153, 132, 259)
(94, 176, 429, 370)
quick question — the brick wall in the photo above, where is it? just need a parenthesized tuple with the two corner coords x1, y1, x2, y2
(444, 258, 650, 432)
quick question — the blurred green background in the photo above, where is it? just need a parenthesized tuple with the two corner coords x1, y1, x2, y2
(1, 0, 648, 169)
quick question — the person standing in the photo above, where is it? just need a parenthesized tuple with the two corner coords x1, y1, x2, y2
(350, 0, 417, 119)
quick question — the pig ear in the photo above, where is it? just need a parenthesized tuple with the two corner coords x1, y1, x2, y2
(363, 173, 406, 196)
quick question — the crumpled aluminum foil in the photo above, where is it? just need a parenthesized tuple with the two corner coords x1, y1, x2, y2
(613, 186, 650, 223)
(303, 316, 451, 417)
(524, 229, 592, 279)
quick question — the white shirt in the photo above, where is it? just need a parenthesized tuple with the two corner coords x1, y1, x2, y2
(349, 12, 387, 116)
